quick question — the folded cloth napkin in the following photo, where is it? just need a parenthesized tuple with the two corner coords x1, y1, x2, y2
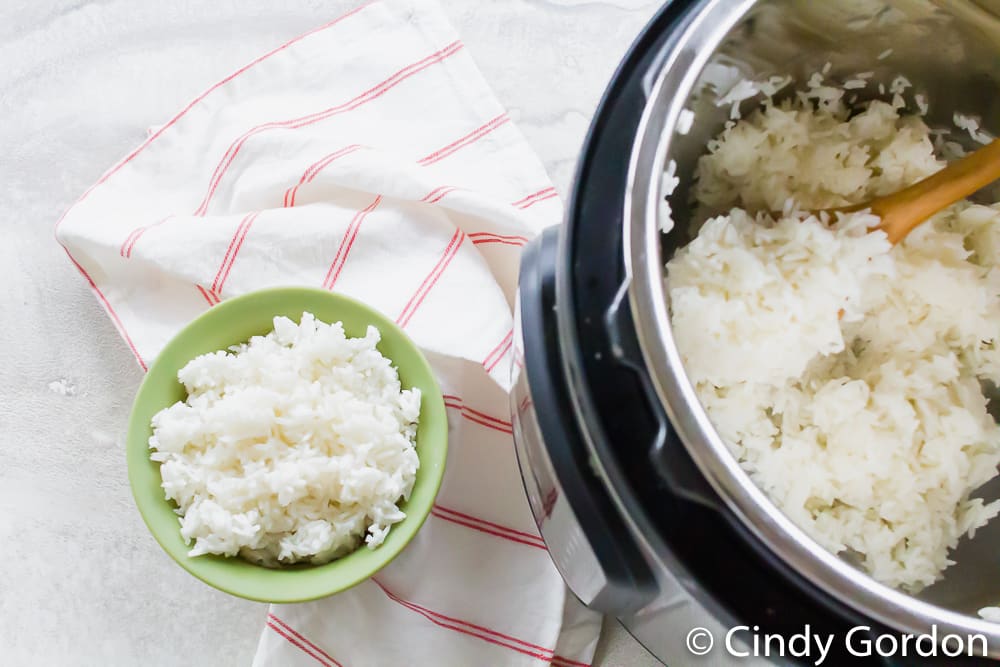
(56, 1, 602, 665)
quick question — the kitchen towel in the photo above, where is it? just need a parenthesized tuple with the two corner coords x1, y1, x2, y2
(55, 0, 602, 665)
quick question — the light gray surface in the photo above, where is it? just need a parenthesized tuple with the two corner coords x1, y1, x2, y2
(0, 0, 662, 665)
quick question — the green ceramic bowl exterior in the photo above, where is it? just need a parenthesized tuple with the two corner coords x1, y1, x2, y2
(126, 287, 447, 603)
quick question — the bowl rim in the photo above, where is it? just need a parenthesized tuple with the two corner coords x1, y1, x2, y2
(126, 286, 448, 603)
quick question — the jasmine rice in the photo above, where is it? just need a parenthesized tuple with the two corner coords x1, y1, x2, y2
(667, 82, 1000, 592)
(149, 313, 421, 566)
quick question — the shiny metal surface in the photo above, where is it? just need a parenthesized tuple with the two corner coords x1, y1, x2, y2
(513, 263, 765, 666)
(511, 277, 610, 608)
(625, 0, 1000, 653)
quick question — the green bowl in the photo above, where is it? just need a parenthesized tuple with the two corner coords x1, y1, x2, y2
(126, 287, 448, 603)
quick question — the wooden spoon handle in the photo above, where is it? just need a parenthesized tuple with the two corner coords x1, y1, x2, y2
(875, 138, 1000, 243)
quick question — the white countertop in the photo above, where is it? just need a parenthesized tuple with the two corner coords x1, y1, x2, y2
(0, 1, 662, 664)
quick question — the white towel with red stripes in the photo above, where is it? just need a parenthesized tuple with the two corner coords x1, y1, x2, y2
(55, 1, 601, 665)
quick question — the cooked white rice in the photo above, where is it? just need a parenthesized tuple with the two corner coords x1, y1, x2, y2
(980, 606, 1000, 623)
(149, 313, 421, 566)
(660, 159, 680, 234)
(955, 112, 993, 146)
(667, 85, 1000, 592)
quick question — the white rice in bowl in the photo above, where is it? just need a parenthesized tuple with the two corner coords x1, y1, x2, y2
(149, 312, 421, 567)
(666, 82, 1000, 592)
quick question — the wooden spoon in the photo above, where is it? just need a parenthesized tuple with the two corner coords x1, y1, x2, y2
(834, 138, 1000, 244)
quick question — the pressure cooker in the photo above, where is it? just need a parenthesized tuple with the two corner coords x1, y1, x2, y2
(510, 0, 1000, 664)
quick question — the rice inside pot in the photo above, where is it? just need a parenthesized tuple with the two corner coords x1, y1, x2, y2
(666, 80, 1000, 592)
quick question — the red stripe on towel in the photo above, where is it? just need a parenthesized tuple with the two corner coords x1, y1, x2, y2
(485, 339, 513, 373)
(284, 144, 365, 207)
(395, 228, 464, 328)
(322, 195, 382, 290)
(195, 41, 465, 215)
(551, 656, 591, 667)
(433, 504, 544, 546)
(119, 229, 143, 258)
(473, 238, 523, 247)
(120, 216, 173, 258)
(467, 232, 530, 243)
(416, 113, 510, 167)
(431, 508, 547, 550)
(444, 402, 511, 433)
(434, 504, 541, 542)
(460, 404, 511, 428)
(482, 329, 514, 372)
(211, 211, 260, 294)
(63, 251, 146, 370)
(266, 620, 338, 667)
(373, 579, 557, 661)
(461, 412, 513, 434)
(513, 343, 526, 370)
(468, 231, 529, 247)
(518, 191, 559, 209)
(420, 185, 463, 204)
(441, 394, 513, 433)
(196, 284, 221, 306)
(268, 615, 344, 667)
(511, 187, 557, 209)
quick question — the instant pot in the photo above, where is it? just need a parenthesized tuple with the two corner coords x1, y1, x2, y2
(511, 0, 1000, 664)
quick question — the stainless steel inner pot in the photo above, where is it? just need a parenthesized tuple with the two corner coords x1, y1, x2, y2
(625, 0, 1000, 651)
